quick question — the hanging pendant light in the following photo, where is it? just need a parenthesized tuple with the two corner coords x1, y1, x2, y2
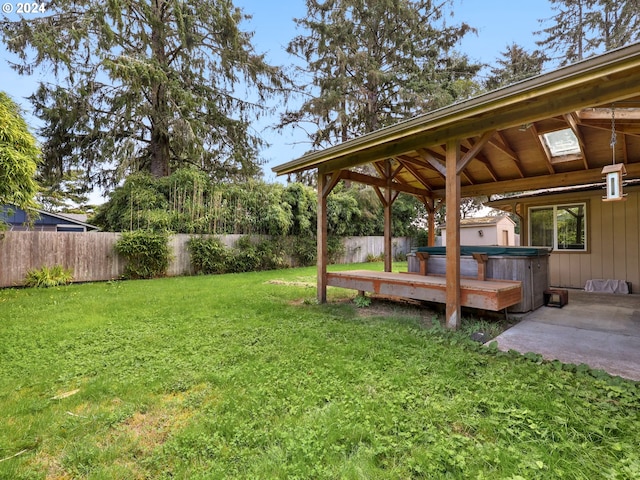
(602, 104, 627, 202)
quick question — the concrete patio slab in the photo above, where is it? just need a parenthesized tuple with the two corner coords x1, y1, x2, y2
(492, 290, 640, 381)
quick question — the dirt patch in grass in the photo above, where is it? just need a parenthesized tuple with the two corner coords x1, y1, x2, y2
(266, 279, 316, 288)
(30, 452, 70, 480)
(109, 393, 194, 453)
(355, 295, 436, 317)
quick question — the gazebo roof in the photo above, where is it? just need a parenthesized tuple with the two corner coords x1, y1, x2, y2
(273, 43, 640, 199)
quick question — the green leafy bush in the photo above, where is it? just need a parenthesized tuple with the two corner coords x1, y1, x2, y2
(188, 235, 289, 274)
(24, 265, 73, 287)
(115, 230, 171, 279)
(289, 235, 345, 267)
(188, 236, 229, 274)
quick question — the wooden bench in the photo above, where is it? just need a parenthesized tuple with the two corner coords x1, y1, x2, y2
(327, 270, 522, 312)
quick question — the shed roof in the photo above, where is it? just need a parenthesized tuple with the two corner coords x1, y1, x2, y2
(273, 43, 640, 199)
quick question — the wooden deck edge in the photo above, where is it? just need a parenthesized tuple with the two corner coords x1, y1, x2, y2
(327, 271, 522, 311)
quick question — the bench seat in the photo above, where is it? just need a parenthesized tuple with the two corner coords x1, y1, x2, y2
(327, 270, 522, 311)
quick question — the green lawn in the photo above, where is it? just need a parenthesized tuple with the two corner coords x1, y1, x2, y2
(1, 263, 638, 479)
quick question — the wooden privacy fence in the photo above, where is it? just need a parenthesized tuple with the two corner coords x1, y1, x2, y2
(0, 232, 413, 287)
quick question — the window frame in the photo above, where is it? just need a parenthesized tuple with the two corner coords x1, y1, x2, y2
(528, 202, 588, 252)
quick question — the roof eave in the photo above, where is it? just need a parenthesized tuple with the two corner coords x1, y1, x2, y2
(272, 42, 640, 177)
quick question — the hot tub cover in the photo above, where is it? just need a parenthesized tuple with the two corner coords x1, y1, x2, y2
(414, 246, 550, 257)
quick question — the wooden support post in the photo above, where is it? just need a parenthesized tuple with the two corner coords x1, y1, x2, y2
(384, 160, 393, 272)
(472, 253, 488, 281)
(445, 140, 461, 330)
(416, 252, 430, 275)
(317, 171, 328, 303)
(425, 198, 436, 246)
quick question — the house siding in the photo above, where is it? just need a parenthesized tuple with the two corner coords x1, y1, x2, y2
(520, 187, 640, 292)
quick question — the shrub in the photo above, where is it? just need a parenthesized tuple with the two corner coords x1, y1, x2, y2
(327, 235, 346, 264)
(188, 236, 229, 274)
(290, 235, 317, 267)
(289, 235, 346, 267)
(115, 230, 171, 279)
(366, 253, 384, 262)
(24, 265, 73, 287)
(188, 235, 289, 275)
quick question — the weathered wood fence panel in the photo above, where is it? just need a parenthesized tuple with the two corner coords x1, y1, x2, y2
(0, 232, 412, 287)
(0, 232, 124, 286)
(341, 236, 413, 264)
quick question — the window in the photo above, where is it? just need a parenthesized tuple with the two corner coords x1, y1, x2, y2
(529, 203, 586, 251)
(541, 129, 581, 157)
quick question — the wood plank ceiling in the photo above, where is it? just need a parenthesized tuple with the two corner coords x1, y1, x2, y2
(387, 106, 640, 199)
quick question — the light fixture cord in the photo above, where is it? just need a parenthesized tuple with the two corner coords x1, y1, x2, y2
(610, 104, 617, 164)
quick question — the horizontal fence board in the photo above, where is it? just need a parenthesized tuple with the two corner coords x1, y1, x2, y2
(0, 232, 412, 287)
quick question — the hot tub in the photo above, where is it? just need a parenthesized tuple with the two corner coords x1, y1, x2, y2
(407, 246, 550, 312)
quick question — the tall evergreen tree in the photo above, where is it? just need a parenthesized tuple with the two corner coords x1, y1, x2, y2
(536, 0, 596, 65)
(589, 0, 640, 51)
(484, 43, 547, 91)
(536, 0, 640, 66)
(279, 0, 480, 149)
(1, 0, 285, 190)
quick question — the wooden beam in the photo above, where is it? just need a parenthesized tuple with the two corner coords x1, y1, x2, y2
(457, 130, 496, 174)
(421, 198, 437, 246)
(445, 139, 461, 330)
(384, 160, 393, 272)
(577, 108, 640, 120)
(317, 172, 328, 303)
(322, 170, 342, 198)
(433, 161, 640, 198)
(563, 113, 589, 169)
(395, 157, 433, 192)
(339, 169, 431, 197)
(417, 149, 447, 177)
(531, 123, 556, 174)
(373, 186, 386, 206)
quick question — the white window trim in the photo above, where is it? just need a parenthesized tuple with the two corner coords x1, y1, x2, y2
(529, 202, 587, 252)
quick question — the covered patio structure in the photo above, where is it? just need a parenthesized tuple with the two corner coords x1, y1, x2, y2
(273, 43, 640, 329)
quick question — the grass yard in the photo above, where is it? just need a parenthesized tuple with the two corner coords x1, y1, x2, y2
(1, 263, 639, 479)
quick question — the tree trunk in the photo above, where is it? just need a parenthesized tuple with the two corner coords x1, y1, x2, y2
(149, 0, 170, 178)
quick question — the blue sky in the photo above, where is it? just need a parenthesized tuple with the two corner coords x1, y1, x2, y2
(0, 0, 555, 195)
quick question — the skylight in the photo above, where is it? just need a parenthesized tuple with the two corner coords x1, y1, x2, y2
(542, 129, 581, 157)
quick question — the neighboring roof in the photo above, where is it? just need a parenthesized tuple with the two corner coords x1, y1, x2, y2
(33, 208, 98, 230)
(272, 42, 640, 199)
(1, 205, 99, 230)
(60, 212, 90, 223)
(441, 215, 515, 230)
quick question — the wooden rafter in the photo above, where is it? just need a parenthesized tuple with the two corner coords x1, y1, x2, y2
(417, 148, 447, 177)
(339, 169, 431, 197)
(563, 113, 589, 169)
(395, 156, 433, 192)
(491, 133, 525, 178)
(531, 123, 556, 174)
(457, 130, 496, 174)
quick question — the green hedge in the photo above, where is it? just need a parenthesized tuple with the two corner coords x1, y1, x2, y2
(115, 230, 171, 279)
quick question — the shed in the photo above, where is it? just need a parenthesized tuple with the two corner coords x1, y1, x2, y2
(441, 215, 517, 246)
